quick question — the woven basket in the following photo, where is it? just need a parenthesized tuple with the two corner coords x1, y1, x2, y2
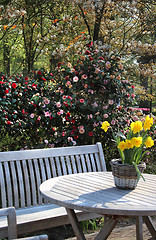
(110, 159, 146, 190)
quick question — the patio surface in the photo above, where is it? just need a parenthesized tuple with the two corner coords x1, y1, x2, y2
(65, 219, 156, 240)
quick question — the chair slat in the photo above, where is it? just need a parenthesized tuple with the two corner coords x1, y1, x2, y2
(65, 156, 73, 174)
(4, 162, 13, 207)
(44, 158, 52, 179)
(50, 157, 57, 177)
(55, 157, 62, 176)
(39, 158, 46, 182)
(39, 158, 48, 204)
(22, 160, 31, 207)
(33, 159, 42, 204)
(61, 156, 67, 175)
(85, 154, 92, 172)
(16, 160, 25, 208)
(0, 163, 7, 208)
(75, 155, 82, 173)
(90, 153, 97, 171)
(80, 154, 87, 173)
(71, 155, 77, 173)
(10, 161, 19, 208)
(28, 159, 37, 206)
(94, 153, 102, 171)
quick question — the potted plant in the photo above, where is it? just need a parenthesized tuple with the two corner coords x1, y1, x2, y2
(101, 115, 155, 189)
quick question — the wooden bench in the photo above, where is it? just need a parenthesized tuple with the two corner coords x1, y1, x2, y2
(0, 142, 106, 238)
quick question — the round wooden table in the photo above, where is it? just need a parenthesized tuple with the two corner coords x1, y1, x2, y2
(40, 172, 156, 240)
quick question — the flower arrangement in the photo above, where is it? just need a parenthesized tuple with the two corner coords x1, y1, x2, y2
(101, 115, 155, 176)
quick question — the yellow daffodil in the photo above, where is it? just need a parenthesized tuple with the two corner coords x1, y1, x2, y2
(130, 121, 143, 134)
(143, 115, 153, 131)
(145, 137, 154, 148)
(118, 141, 126, 151)
(131, 137, 142, 148)
(101, 121, 110, 132)
(125, 139, 134, 149)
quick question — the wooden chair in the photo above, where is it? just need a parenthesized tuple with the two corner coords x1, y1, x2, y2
(0, 207, 48, 240)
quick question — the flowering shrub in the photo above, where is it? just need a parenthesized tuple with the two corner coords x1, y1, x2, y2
(0, 46, 137, 151)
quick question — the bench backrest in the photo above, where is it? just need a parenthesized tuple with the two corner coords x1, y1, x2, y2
(0, 142, 106, 209)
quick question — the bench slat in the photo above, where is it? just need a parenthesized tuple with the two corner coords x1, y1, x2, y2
(22, 160, 31, 207)
(90, 153, 97, 171)
(80, 154, 87, 173)
(44, 158, 52, 179)
(85, 154, 92, 172)
(16, 160, 25, 208)
(10, 161, 19, 208)
(28, 159, 37, 206)
(50, 157, 57, 177)
(66, 156, 73, 174)
(71, 155, 78, 174)
(33, 159, 42, 205)
(76, 155, 82, 173)
(4, 162, 13, 207)
(61, 156, 68, 175)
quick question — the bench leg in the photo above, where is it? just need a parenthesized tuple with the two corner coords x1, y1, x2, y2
(143, 216, 156, 239)
(136, 216, 143, 240)
(65, 208, 86, 240)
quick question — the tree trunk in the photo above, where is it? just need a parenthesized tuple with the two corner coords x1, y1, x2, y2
(3, 39, 10, 75)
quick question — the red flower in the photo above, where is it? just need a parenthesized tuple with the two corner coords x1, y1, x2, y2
(42, 78, 46, 81)
(12, 83, 17, 89)
(85, 50, 91, 54)
(25, 77, 28, 81)
(32, 83, 37, 88)
(89, 57, 93, 61)
(131, 85, 135, 89)
(88, 131, 93, 136)
(71, 119, 75, 123)
(22, 109, 25, 114)
(7, 120, 11, 125)
(5, 89, 9, 94)
(37, 71, 42, 75)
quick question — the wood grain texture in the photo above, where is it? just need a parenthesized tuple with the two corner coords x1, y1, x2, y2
(40, 172, 156, 216)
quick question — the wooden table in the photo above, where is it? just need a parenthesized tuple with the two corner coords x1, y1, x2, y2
(40, 172, 156, 240)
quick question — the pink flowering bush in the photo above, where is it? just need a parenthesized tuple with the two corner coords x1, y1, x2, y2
(0, 46, 138, 152)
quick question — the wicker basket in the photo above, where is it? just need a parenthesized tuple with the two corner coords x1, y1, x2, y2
(110, 159, 146, 190)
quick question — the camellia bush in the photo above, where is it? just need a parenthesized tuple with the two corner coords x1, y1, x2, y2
(0, 45, 139, 152)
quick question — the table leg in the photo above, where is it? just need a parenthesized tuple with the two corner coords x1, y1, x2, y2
(136, 216, 143, 240)
(65, 208, 86, 240)
(143, 216, 156, 239)
(95, 215, 118, 240)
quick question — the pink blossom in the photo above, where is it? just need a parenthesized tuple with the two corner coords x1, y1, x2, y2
(44, 111, 51, 117)
(108, 100, 114, 105)
(56, 102, 61, 108)
(59, 109, 64, 114)
(82, 74, 88, 79)
(104, 114, 108, 118)
(79, 128, 85, 134)
(44, 139, 48, 144)
(79, 99, 84, 103)
(30, 113, 35, 118)
(66, 81, 71, 86)
(111, 120, 116, 125)
(133, 116, 138, 121)
(37, 116, 41, 121)
(73, 76, 79, 82)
